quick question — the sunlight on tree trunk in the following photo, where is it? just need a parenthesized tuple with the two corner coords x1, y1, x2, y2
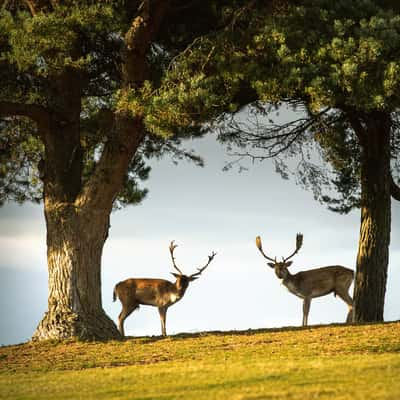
(33, 204, 120, 340)
(353, 113, 391, 322)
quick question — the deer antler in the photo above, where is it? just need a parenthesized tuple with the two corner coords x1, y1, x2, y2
(255, 236, 276, 262)
(283, 233, 303, 262)
(169, 240, 183, 275)
(190, 251, 217, 278)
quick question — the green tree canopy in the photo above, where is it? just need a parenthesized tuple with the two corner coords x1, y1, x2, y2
(0, 1, 218, 207)
(152, 0, 400, 197)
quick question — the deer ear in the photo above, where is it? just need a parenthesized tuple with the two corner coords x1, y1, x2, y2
(189, 276, 199, 282)
(267, 262, 275, 268)
(171, 272, 180, 278)
(285, 261, 293, 267)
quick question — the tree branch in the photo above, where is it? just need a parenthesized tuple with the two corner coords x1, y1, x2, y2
(123, 0, 170, 87)
(24, 0, 37, 15)
(76, 1, 170, 211)
(0, 101, 49, 136)
(222, 106, 335, 160)
(346, 112, 367, 148)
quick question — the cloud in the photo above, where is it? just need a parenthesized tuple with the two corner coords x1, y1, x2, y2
(0, 235, 46, 270)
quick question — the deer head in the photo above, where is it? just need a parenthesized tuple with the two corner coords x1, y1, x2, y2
(255, 233, 303, 279)
(169, 240, 216, 292)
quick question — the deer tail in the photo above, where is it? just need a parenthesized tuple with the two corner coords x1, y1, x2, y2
(113, 284, 118, 302)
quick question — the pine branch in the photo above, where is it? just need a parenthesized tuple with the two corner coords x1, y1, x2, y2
(0, 101, 49, 135)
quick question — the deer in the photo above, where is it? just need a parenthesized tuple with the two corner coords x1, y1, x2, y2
(255, 233, 354, 326)
(113, 241, 216, 337)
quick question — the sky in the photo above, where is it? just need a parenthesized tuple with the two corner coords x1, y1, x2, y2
(0, 134, 399, 346)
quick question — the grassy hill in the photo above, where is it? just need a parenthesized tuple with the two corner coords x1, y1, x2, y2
(0, 322, 399, 399)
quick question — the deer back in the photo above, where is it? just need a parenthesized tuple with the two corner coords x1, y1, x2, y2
(115, 278, 180, 308)
(289, 265, 354, 298)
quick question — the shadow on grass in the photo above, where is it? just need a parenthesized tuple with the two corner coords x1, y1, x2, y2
(2, 320, 399, 348)
(130, 320, 400, 345)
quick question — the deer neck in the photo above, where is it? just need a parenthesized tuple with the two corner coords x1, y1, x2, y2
(279, 269, 294, 286)
(172, 280, 188, 300)
(280, 271, 304, 298)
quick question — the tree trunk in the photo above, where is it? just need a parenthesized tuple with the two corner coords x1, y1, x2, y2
(32, 69, 122, 341)
(33, 203, 121, 341)
(353, 112, 392, 322)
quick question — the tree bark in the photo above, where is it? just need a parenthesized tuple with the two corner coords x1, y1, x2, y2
(33, 204, 120, 340)
(352, 111, 392, 322)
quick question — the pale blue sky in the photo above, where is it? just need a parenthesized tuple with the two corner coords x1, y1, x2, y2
(0, 135, 399, 345)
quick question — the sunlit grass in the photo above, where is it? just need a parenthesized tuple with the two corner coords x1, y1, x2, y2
(0, 322, 399, 399)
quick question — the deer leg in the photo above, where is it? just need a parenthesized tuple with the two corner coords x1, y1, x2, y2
(158, 306, 168, 337)
(302, 297, 311, 326)
(118, 303, 138, 337)
(336, 290, 353, 324)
